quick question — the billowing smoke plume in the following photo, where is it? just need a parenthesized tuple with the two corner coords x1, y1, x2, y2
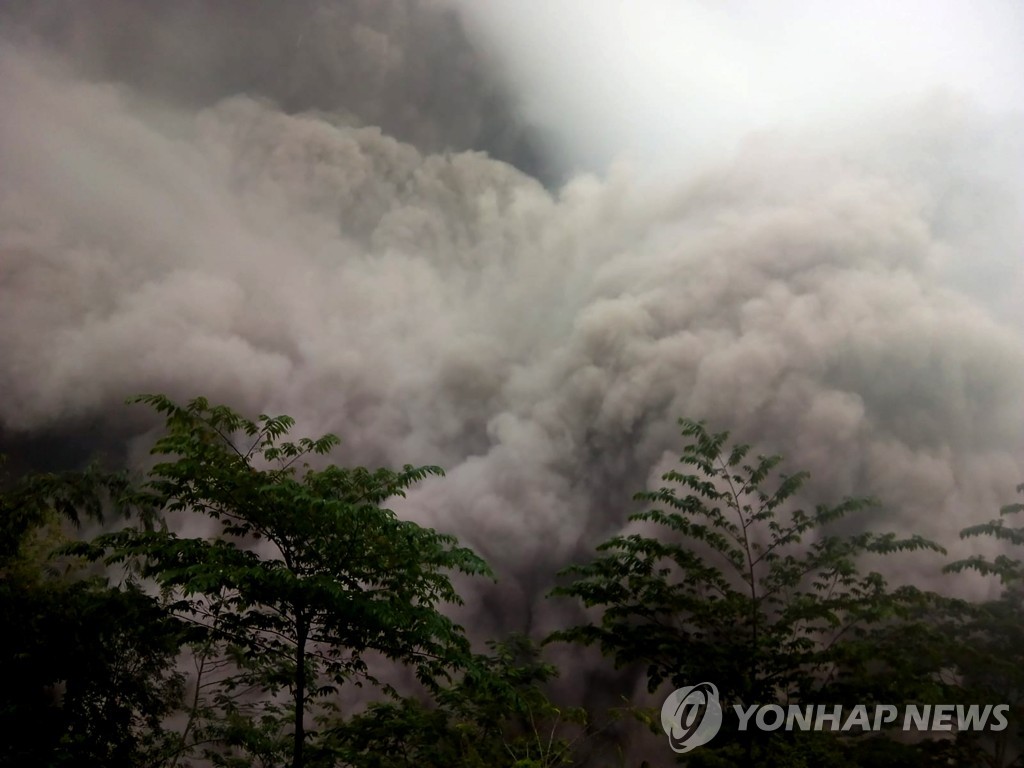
(1, 0, 1023, 641)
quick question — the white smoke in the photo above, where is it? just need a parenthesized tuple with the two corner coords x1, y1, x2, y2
(1, 1, 1022, 635)
(458, 0, 1024, 172)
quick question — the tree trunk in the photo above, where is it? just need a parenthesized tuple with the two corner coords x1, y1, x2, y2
(293, 612, 308, 768)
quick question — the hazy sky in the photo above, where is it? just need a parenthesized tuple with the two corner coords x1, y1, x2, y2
(459, 0, 1024, 171)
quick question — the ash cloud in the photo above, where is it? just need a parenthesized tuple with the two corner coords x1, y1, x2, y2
(0, 0, 549, 178)
(1, 0, 1023, 639)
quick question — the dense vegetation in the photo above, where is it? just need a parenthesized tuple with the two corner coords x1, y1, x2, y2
(2, 395, 1021, 767)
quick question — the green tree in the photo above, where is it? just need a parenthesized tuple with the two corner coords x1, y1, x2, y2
(0, 459, 183, 768)
(331, 634, 588, 768)
(71, 395, 491, 768)
(944, 484, 1024, 768)
(549, 418, 950, 765)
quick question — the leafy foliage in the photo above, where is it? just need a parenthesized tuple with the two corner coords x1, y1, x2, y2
(550, 418, 950, 762)
(942, 484, 1024, 768)
(0, 458, 183, 768)
(330, 634, 589, 768)
(66, 394, 491, 768)
(947, 484, 1024, 584)
(4, 401, 1022, 767)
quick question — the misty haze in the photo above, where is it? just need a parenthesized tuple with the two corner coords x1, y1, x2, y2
(1, 1, 1022, 766)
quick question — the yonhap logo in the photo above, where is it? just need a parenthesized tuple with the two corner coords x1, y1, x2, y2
(659, 682, 1010, 756)
(661, 682, 724, 753)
